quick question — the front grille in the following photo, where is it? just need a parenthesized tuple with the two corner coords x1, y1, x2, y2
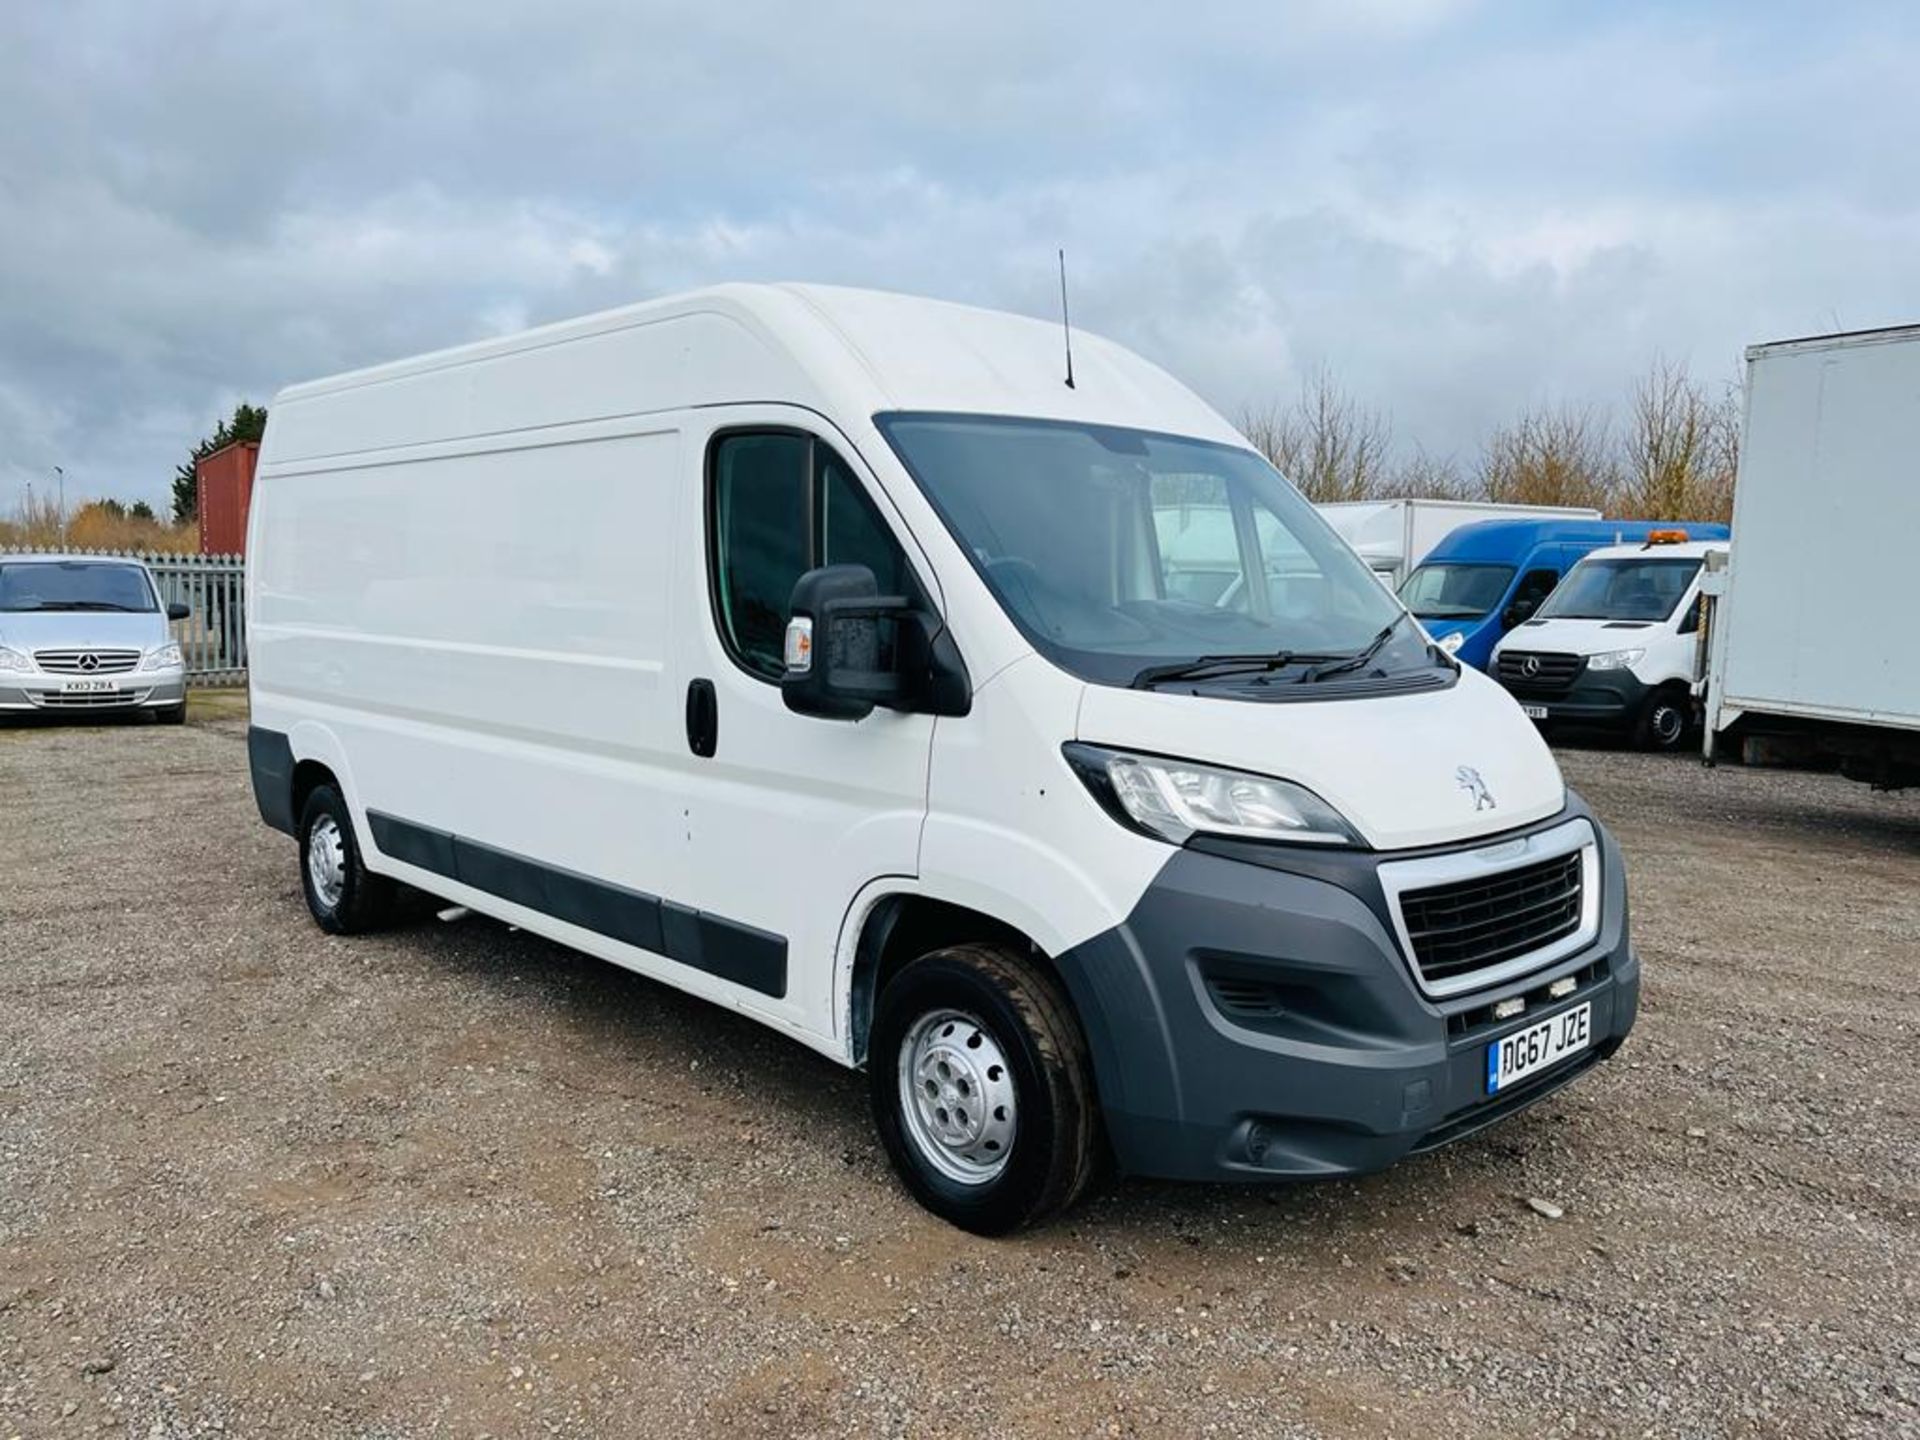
(1496, 650, 1585, 696)
(33, 648, 142, 675)
(31, 688, 149, 708)
(1397, 850, 1584, 988)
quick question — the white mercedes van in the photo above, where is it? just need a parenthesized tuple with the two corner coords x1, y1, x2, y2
(1492, 535, 1726, 751)
(246, 284, 1637, 1233)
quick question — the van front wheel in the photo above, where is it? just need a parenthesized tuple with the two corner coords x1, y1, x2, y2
(298, 784, 395, 935)
(1635, 686, 1693, 752)
(870, 944, 1101, 1235)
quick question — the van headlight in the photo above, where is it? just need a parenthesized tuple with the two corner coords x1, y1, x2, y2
(142, 641, 184, 671)
(1585, 648, 1645, 671)
(0, 645, 30, 673)
(1064, 744, 1360, 847)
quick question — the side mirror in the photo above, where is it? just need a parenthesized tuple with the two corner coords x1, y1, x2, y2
(1502, 598, 1535, 630)
(781, 564, 971, 721)
(1678, 597, 1702, 635)
(166, 601, 190, 622)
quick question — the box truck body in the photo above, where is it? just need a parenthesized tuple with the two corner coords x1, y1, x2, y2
(1703, 326, 1920, 786)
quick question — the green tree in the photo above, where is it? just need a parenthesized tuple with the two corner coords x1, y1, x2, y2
(172, 402, 267, 523)
(129, 499, 156, 522)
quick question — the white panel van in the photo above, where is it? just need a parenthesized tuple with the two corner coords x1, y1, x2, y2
(247, 284, 1637, 1232)
(1491, 536, 1728, 751)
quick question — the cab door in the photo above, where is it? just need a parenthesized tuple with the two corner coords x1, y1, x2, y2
(667, 408, 939, 1048)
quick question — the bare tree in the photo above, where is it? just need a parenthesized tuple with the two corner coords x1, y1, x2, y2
(1236, 398, 1292, 476)
(1477, 403, 1617, 510)
(1234, 356, 1745, 520)
(1238, 368, 1393, 503)
(1375, 446, 1470, 501)
(1699, 375, 1743, 523)
(1616, 358, 1742, 521)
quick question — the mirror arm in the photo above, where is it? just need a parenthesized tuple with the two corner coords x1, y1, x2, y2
(901, 612, 972, 717)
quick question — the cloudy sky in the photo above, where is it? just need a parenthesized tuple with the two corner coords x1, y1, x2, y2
(2, 0, 1914, 512)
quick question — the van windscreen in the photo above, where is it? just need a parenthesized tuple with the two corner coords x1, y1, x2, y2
(0, 562, 157, 613)
(1536, 557, 1701, 622)
(1398, 563, 1516, 620)
(877, 413, 1442, 691)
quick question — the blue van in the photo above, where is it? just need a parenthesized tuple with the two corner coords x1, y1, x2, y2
(1400, 519, 1732, 670)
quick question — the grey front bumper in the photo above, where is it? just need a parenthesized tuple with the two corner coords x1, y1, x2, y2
(1052, 797, 1637, 1183)
(0, 674, 186, 711)
(1501, 670, 1655, 730)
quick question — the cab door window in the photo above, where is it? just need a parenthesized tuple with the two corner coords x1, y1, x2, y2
(709, 431, 915, 680)
(1505, 566, 1560, 627)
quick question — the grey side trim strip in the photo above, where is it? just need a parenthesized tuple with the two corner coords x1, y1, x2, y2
(364, 810, 786, 999)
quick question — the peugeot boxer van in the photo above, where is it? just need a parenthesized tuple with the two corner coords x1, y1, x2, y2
(1403, 518, 1729, 670)
(246, 284, 1638, 1233)
(1493, 535, 1727, 750)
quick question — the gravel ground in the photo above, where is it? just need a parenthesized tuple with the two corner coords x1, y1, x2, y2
(1, 699, 1916, 1439)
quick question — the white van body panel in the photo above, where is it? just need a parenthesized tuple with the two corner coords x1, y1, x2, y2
(666, 404, 940, 1043)
(918, 655, 1167, 958)
(1077, 666, 1565, 852)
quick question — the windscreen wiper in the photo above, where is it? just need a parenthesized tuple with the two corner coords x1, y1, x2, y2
(1299, 614, 1407, 683)
(1131, 651, 1330, 689)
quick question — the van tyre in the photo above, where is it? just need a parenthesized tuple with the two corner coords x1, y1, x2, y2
(870, 943, 1101, 1235)
(1635, 685, 1692, 752)
(156, 702, 187, 726)
(298, 784, 395, 934)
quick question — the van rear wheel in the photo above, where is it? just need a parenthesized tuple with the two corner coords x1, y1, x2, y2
(870, 943, 1101, 1234)
(298, 784, 395, 934)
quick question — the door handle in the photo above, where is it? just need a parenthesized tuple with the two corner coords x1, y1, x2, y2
(685, 677, 718, 757)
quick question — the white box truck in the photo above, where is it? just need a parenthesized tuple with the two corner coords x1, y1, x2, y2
(1702, 325, 1920, 788)
(1317, 498, 1600, 589)
(246, 283, 1638, 1232)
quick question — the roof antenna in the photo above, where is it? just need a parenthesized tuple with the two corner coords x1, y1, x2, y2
(1057, 249, 1076, 389)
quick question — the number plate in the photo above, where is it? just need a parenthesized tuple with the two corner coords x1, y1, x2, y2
(1520, 704, 1548, 720)
(1486, 1002, 1591, 1094)
(60, 678, 121, 693)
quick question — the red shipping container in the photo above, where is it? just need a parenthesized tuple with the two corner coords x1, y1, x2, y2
(196, 441, 259, 555)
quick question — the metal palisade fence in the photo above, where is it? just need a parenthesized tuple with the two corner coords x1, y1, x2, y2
(0, 548, 247, 685)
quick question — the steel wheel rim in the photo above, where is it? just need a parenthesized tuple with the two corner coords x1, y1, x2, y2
(307, 815, 347, 909)
(896, 1008, 1017, 1185)
(1652, 705, 1683, 744)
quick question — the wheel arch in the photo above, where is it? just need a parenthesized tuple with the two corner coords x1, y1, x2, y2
(290, 758, 337, 829)
(843, 881, 1193, 1185)
(845, 890, 1049, 1068)
(277, 721, 376, 857)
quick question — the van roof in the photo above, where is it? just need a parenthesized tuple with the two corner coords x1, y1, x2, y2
(0, 552, 152, 567)
(1574, 539, 1728, 563)
(1420, 518, 1732, 564)
(266, 283, 1241, 459)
